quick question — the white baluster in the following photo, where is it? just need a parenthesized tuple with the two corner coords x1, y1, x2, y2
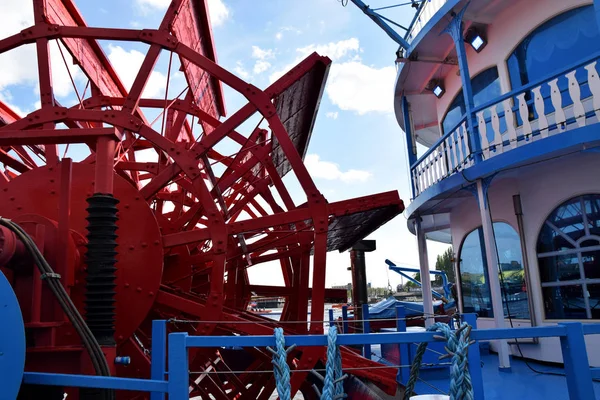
(462, 122, 472, 166)
(437, 148, 444, 181)
(549, 78, 566, 130)
(412, 170, 418, 196)
(566, 70, 586, 127)
(451, 132, 459, 172)
(426, 155, 432, 189)
(532, 86, 548, 138)
(478, 111, 489, 159)
(427, 154, 435, 185)
(585, 61, 600, 121)
(490, 105, 502, 155)
(445, 137, 454, 172)
(503, 99, 517, 149)
(517, 93, 532, 139)
(456, 126, 465, 168)
(440, 142, 448, 178)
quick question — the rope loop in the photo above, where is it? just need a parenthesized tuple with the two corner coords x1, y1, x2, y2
(403, 322, 474, 400)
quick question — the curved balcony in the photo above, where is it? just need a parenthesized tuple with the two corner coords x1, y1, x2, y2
(410, 49, 600, 211)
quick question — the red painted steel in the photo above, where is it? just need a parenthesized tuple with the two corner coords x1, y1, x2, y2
(0, 1, 405, 398)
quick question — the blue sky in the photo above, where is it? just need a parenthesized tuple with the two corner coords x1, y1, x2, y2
(0, 0, 450, 288)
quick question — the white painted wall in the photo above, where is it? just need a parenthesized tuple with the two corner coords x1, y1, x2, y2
(449, 152, 600, 365)
(435, 0, 593, 127)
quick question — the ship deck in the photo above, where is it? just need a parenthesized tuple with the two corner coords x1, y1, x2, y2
(388, 350, 600, 399)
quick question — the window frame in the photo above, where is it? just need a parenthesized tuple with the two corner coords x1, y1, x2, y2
(457, 220, 530, 320)
(536, 193, 600, 320)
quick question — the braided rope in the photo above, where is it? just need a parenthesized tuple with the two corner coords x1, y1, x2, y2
(321, 326, 346, 399)
(403, 322, 474, 400)
(272, 327, 291, 400)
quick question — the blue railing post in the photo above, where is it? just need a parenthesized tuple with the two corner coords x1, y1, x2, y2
(559, 323, 595, 400)
(441, 4, 483, 164)
(462, 313, 485, 400)
(342, 306, 349, 334)
(329, 309, 335, 328)
(168, 333, 189, 399)
(402, 95, 417, 198)
(150, 320, 167, 400)
(362, 303, 371, 359)
(396, 306, 410, 385)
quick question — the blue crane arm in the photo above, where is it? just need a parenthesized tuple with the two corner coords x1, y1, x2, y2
(347, 0, 412, 50)
(385, 259, 452, 300)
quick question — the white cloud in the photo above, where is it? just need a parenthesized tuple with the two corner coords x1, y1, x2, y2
(296, 38, 359, 62)
(253, 60, 271, 74)
(326, 112, 338, 120)
(326, 61, 395, 115)
(304, 154, 371, 183)
(207, 0, 230, 26)
(233, 61, 250, 79)
(269, 38, 359, 83)
(135, 0, 229, 26)
(275, 26, 303, 41)
(251, 46, 274, 60)
(107, 45, 166, 98)
(268, 38, 393, 115)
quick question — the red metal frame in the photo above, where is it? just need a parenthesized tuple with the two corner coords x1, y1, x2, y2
(0, 1, 405, 398)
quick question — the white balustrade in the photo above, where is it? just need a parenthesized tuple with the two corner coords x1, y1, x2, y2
(412, 39, 600, 199)
(585, 61, 600, 121)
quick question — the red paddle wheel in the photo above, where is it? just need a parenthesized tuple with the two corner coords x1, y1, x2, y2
(0, 0, 404, 398)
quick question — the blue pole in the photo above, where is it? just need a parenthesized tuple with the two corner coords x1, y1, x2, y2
(342, 306, 349, 334)
(329, 309, 335, 328)
(168, 333, 189, 399)
(150, 320, 167, 400)
(402, 95, 417, 198)
(440, 4, 482, 164)
(594, 0, 600, 30)
(462, 313, 485, 400)
(396, 306, 410, 385)
(559, 323, 595, 400)
(362, 303, 371, 359)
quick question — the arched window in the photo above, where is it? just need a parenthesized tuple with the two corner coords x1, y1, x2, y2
(458, 222, 530, 319)
(441, 67, 502, 134)
(537, 194, 600, 320)
(507, 5, 600, 117)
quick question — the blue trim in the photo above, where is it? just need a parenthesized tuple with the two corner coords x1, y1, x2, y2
(595, 0, 600, 29)
(150, 320, 167, 400)
(405, 123, 600, 219)
(396, 306, 410, 385)
(22, 373, 169, 392)
(362, 304, 372, 358)
(560, 323, 596, 400)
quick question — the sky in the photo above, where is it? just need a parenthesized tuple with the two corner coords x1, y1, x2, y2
(0, 0, 450, 289)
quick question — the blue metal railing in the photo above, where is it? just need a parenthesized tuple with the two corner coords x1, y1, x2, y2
(21, 316, 600, 400)
(411, 48, 600, 197)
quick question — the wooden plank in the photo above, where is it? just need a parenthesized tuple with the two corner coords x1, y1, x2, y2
(172, 0, 226, 132)
(45, 0, 126, 97)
